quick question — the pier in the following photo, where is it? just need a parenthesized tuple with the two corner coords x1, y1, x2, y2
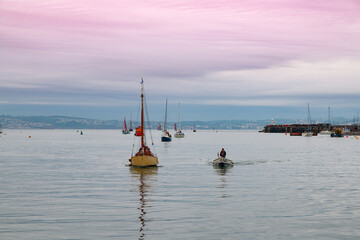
(261, 124, 360, 135)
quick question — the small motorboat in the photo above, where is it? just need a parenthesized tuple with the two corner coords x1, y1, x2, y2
(213, 157, 233, 167)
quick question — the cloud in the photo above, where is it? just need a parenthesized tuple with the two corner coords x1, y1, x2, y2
(0, 0, 359, 115)
(205, 60, 360, 96)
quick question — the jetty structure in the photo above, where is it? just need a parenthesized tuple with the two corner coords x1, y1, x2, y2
(261, 123, 360, 136)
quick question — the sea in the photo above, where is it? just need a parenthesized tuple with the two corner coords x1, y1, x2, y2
(1, 129, 360, 240)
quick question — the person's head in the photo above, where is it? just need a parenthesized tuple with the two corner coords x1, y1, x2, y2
(222, 148, 224, 151)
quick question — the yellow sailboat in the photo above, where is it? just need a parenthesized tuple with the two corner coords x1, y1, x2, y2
(129, 79, 159, 167)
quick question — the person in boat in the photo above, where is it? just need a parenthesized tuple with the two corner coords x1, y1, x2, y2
(220, 148, 226, 158)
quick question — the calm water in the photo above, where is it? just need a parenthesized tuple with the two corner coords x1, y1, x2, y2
(1, 130, 360, 239)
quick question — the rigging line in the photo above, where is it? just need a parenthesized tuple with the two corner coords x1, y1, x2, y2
(144, 93, 155, 148)
(131, 97, 141, 156)
(142, 86, 156, 154)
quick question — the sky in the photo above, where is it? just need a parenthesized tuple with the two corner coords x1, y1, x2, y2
(1, 0, 360, 121)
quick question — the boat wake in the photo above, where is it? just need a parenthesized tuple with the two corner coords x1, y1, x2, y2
(206, 159, 267, 166)
(233, 160, 267, 165)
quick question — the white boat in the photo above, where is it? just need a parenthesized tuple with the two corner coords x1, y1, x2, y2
(213, 157, 233, 167)
(319, 130, 331, 135)
(302, 103, 313, 137)
(302, 131, 313, 137)
(319, 107, 332, 135)
(129, 79, 159, 167)
(174, 102, 185, 138)
(174, 130, 184, 138)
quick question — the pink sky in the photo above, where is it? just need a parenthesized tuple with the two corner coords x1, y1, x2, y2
(1, 0, 360, 111)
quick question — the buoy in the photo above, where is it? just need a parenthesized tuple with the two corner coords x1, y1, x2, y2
(29, 136, 31, 138)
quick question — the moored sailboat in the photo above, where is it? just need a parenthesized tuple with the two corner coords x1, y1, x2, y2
(129, 79, 158, 167)
(319, 106, 332, 135)
(174, 102, 185, 138)
(161, 98, 172, 142)
(302, 103, 313, 137)
(122, 117, 130, 134)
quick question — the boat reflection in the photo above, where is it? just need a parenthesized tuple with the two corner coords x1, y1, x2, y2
(213, 164, 233, 176)
(130, 167, 158, 240)
(213, 165, 233, 198)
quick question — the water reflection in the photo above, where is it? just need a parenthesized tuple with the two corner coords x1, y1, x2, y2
(213, 165, 233, 198)
(130, 167, 158, 240)
(213, 164, 233, 176)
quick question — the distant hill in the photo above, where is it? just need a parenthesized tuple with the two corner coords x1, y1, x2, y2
(0, 115, 355, 130)
(0, 115, 121, 129)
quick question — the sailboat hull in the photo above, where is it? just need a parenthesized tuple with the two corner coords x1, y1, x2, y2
(161, 136, 172, 142)
(302, 132, 313, 137)
(331, 134, 344, 137)
(130, 155, 158, 167)
(174, 133, 184, 138)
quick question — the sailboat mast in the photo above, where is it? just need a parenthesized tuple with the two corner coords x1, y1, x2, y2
(307, 103, 312, 131)
(124, 117, 127, 131)
(178, 102, 181, 130)
(141, 79, 144, 148)
(130, 113, 132, 129)
(328, 106, 331, 123)
(164, 98, 168, 131)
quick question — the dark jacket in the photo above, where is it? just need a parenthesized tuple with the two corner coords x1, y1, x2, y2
(220, 150, 226, 158)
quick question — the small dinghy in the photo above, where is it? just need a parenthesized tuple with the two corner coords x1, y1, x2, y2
(213, 157, 233, 167)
